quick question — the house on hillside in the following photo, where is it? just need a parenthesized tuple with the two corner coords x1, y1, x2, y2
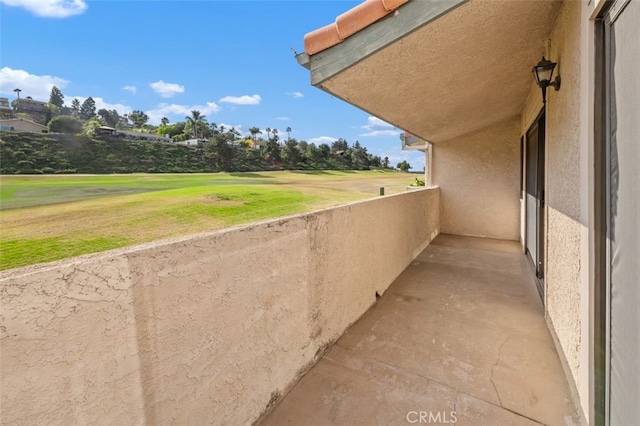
(295, 0, 638, 424)
(117, 129, 171, 142)
(98, 128, 172, 142)
(0, 118, 48, 133)
(17, 97, 49, 114)
(96, 126, 117, 136)
(0, 97, 12, 114)
(174, 138, 200, 146)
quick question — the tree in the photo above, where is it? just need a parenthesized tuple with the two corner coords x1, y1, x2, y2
(265, 139, 281, 161)
(265, 127, 272, 141)
(286, 126, 292, 141)
(71, 98, 81, 116)
(79, 97, 96, 119)
(396, 160, 412, 172)
(213, 132, 234, 170)
(185, 110, 206, 139)
(283, 139, 300, 166)
(98, 109, 120, 127)
(351, 140, 369, 168)
(249, 126, 261, 141)
(128, 110, 149, 128)
(368, 154, 382, 168)
(318, 143, 331, 159)
(331, 138, 348, 153)
(383, 156, 390, 168)
(48, 115, 83, 134)
(160, 117, 170, 126)
(157, 122, 185, 137)
(83, 118, 102, 137)
(49, 86, 64, 109)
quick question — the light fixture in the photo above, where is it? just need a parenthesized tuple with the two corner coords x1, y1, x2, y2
(532, 56, 561, 103)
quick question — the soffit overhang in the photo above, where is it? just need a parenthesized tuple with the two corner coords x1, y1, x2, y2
(300, 0, 562, 143)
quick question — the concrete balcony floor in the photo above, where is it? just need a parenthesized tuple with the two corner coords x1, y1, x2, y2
(260, 234, 578, 425)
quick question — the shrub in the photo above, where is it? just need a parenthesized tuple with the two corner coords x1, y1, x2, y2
(49, 116, 83, 134)
(410, 177, 426, 187)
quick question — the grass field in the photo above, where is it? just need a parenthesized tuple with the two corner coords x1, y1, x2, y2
(0, 171, 416, 270)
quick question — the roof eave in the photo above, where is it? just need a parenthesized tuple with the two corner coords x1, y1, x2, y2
(303, 0, 468, 87)
(296, 52, 311, 70)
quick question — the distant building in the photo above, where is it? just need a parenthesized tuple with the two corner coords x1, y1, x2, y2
(0, 97, 12, 113)
(97, 126, 171, 142)
(246, 139, 265, 149)
(96, 126, 117, 136)
(174, 139, 200, 146)
(18, 97, 49, 113)
(0, 118, 48, 133)
(117, 116, 134, 128)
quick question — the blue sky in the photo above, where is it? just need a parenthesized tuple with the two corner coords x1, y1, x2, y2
(0, 0, 424, 169)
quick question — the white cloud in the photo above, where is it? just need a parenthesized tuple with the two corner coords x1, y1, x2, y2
(0, 67, 69, 101)
(0, 0, 87, 18)
(363, 116, 394, 130)
(146, 102, 220, 125)
(276, 116, 290, 121)
(92, 98, 132, 114)
(359, 116, 401, 137)
(150, 80, 185, 98)
(219, 94, 261, 105)
(286, 91, 304, 99)
(360, 129, 402, 137)
(308, 136, 338, 145)
(123, 85, 137, 95)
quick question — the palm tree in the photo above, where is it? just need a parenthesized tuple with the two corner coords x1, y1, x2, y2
(265, 127, 272, 141)
(249, 126, 261, 141)
(185, 110, 206, 140)
(286, 126, 292, 141)
(13, 88, 21, 111)
(160, 117, 169, 126)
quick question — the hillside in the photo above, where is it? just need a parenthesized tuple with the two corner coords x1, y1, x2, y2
(0, 132, 382, 174)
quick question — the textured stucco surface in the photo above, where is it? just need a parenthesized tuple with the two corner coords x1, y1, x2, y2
(318, 0, 562, 143)
(521, 0, 588, 420)
(0, 188, 440, 425)
(545, 0, 584, 409)
(433, 117, 521, 240)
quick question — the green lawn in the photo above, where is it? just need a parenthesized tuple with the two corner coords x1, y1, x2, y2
(0, 171, 415, 270)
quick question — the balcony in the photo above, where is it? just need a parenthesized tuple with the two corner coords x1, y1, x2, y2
(1, 188, 577, 424)
(261, 234, 578, 425)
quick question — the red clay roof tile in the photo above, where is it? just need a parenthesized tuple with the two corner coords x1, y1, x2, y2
(336, 0, 390, 39)
(304, 0, 410, 55)
(304, 23, 342, 55)
(382, 0, 409, 11)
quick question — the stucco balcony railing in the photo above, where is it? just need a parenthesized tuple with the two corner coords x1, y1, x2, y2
(1, 188, 439, 425)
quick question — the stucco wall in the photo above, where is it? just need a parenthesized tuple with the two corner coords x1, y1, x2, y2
(432, 117, 521, 240)
(521, 0, 591, 421)
(0, 120, 46, 132)
(0, 188, 440, 425)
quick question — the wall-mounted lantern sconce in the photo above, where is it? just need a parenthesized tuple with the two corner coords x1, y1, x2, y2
(532, 56, 561, 104)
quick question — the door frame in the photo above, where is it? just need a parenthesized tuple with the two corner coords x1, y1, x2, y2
(594, 1, 635, 423)
(524, 108, 546, 300)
